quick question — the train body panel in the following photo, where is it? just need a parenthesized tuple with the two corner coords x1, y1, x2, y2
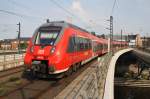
(24, 21, 128, 77)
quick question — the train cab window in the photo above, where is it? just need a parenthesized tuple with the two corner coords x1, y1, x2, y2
(34, 26, 61, 45)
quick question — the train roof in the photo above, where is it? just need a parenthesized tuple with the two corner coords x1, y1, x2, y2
(39, 21, 109, 43)
(40, 21, 90, 34)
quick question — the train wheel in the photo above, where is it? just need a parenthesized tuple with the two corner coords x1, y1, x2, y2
(79, 62, 82, 68)
(76, 63, 80, 69)
(72, 64, 77, 72)
(22, 69, 36, 80)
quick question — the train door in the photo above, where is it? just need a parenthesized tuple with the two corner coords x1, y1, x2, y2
(102, 43, 104, 54)
(72, 36, 77, 64)
(67, 35, 77, 65)
(91, 40, 95, 57)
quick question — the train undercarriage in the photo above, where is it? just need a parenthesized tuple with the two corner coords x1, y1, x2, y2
(22, 56, 98, 79)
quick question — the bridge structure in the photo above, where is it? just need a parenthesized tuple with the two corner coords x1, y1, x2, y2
(55, 48, 133, 99)
(0, 48, 150, 99)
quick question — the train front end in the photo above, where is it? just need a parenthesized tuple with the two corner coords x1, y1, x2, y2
(24, 22, 65, 77)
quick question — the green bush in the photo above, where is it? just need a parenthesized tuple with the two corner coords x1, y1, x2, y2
(20, 43, 28, 49)
(0, 87, 7, 96)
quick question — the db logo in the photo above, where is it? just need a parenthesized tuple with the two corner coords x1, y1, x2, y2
(38, 50, 44, 54)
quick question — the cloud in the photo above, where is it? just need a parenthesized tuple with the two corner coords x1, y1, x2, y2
(70, 0, 105, 32)
(72, 0, 83, 12)
(71, 0, 91, 25)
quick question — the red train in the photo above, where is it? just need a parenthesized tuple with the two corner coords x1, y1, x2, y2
(24, 21, 128, 78)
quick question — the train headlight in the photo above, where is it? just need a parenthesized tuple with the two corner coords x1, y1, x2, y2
(50, 46, 56, 54)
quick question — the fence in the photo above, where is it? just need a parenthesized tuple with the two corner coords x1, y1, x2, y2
(0, 53, 25, 71)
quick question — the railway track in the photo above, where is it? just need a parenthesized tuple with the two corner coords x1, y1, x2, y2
(0, 59, 98, 99)
(0, 66, 24, 83)
(115, 78, 150, 87)
(0, 66, 24, 78)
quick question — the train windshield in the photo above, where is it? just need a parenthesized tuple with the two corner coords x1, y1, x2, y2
(35, 26, 61, 45)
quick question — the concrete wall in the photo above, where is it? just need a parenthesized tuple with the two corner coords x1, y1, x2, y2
(55, 48, 133, 99)
(104, 48, 133, 99)
(55, 53, 112, 99)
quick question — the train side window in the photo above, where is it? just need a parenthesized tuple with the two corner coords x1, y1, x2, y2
(80, 37, 84, 50)
(83, 38, 86, 50)
(89, 40, 92, 49)
(102, 44, 103, 49)
(67, 36, 76, 53)
(73, 37, 92, 51)
(76, 37, 80, 51)
(85, 39, 88, 50)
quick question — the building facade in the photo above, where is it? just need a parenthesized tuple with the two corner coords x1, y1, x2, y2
(0, 37, 30, 50)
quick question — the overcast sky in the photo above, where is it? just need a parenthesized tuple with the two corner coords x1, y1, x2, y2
(0, 0, 150, 40)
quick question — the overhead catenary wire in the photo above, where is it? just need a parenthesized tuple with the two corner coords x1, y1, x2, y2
(50, 0, 94, 30)
(0, 9, 44, 21)
(0, 9, 27, 18)
(110, 0, 117, 15)
(7, 0, 29, 10)
(51, 0, 75, 17)
(110, 0, 127, 36)
(50, 0, 110, 34)
(6, 0, 47, 19)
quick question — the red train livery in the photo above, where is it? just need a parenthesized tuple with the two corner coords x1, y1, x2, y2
(24, 21, 128, 77)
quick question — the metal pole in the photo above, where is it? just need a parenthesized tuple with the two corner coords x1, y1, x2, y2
(144, 36, 145, 49)
(17, 22, 21, 53)
(146, 33, 148, 48)
(110, 16, 113, 55)
(121, 29, 122, 48)
(4, 40, 6, 70)
(4, 52, 6, 70)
